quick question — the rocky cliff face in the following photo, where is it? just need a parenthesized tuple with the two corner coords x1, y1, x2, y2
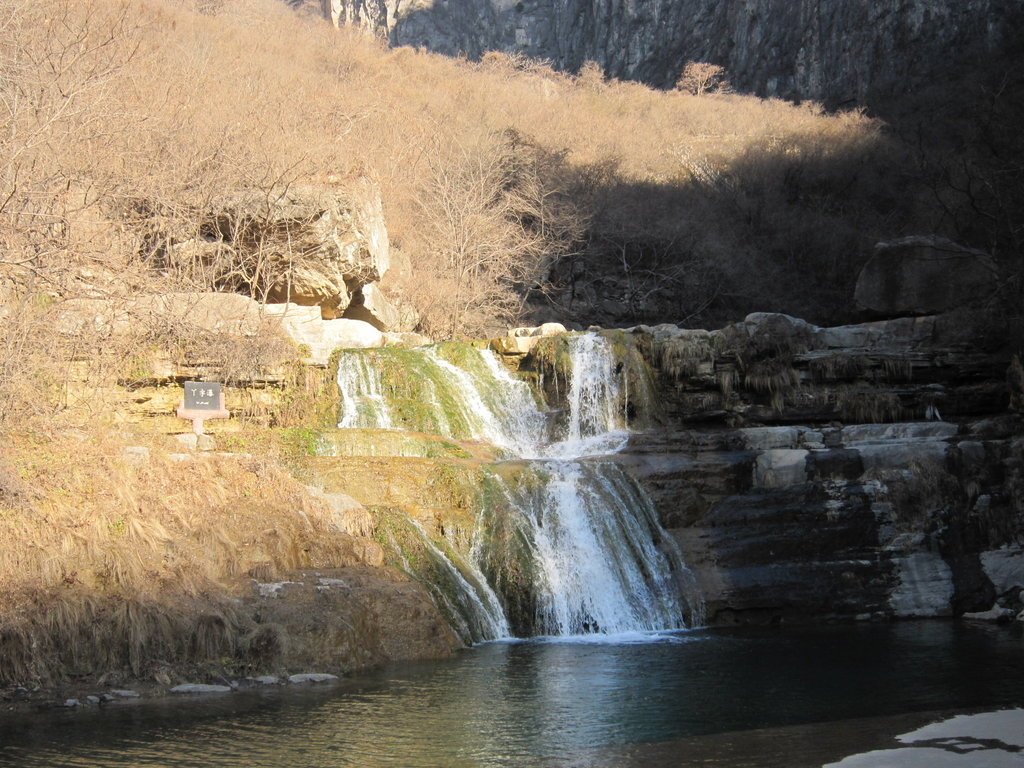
(320, 0, 1015, 102)
(597, 311, 1023, 624)
(502, 310, 1023, 625)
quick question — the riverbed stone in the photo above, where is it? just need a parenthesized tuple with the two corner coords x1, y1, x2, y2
(242, 676, 282, 687)
(979, 547, 1024, 596)
(961, 604, 1015, 622)
(288, 673, 340, 685)
(169, 684, 233, 695)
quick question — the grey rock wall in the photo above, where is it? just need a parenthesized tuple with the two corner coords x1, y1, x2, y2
(620, 419, 1021, 624)
(515, 311, 1023, 624)
(319, 0, 1017, 103)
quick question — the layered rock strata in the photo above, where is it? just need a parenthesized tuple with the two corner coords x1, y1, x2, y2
(513, 310, 1022, 624)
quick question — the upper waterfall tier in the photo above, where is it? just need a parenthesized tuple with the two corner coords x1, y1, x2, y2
(335, 334, 632, 460)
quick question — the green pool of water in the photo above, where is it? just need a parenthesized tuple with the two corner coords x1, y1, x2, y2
(1, 622, 1022, 767)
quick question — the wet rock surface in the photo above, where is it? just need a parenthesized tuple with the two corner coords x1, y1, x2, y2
(534, 311, 1024, 625)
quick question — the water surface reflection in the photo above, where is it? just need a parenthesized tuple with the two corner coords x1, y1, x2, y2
(1, 622, 1021, 767)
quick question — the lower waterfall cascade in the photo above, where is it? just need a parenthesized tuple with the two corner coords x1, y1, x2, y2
(334, 333, 703, 641)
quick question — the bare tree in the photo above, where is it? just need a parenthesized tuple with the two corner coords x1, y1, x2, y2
(676, 62, 731, 96)
(406, 132, 585, 338)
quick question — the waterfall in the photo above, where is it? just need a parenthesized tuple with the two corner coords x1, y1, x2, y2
(545, 334, 630, 460)
(337, 353, 394, 430)
(479, 461, 686, 636)
(336, 344, 545, 454)
(425, 348, 544, 457)
(409, 521, 510, 643)
(334, 333, 700, 640)
(564, 334, 621, 442)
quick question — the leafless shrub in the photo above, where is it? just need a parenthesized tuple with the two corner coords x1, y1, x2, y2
(575, 60, 607, 91)
(675, 62, 731, 96)
(242, 623, 289, 665)
(480, 50, 558, 79)
(403, 131, 586, 337)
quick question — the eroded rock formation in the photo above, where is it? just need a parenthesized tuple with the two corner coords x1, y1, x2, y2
(203, 180, 390, 318)
(155, 177, 404, 328)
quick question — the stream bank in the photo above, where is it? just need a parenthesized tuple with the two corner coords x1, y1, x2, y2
(2, 307, 1021, 708)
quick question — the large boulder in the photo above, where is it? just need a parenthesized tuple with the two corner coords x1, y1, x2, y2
(493, 322, 569, 356)
(321, 318, 385, 354)
(854, 236, 998, 316)
(203, 178, 390, 318)
(979, 547, 1024, 597)
(266, 304, 384, 364)
(343, 284, 402, 331)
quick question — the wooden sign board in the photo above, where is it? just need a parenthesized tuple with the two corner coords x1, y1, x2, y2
(177, 381, 229, 435)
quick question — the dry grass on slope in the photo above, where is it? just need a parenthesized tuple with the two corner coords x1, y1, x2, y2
(0, 431, 369, 684)
(1, 0, 895, 344)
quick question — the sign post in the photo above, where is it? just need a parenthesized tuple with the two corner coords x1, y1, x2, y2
(177, 381, 229, 436)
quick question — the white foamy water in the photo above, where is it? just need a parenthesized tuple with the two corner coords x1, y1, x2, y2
(409, 520, 510, 642)
(563, 333, 622, 443)
(425, 348, 543, 457)
(517, 460, 685, 635)
(335, 333, 699, 640)
(336, 353, 394, 429)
